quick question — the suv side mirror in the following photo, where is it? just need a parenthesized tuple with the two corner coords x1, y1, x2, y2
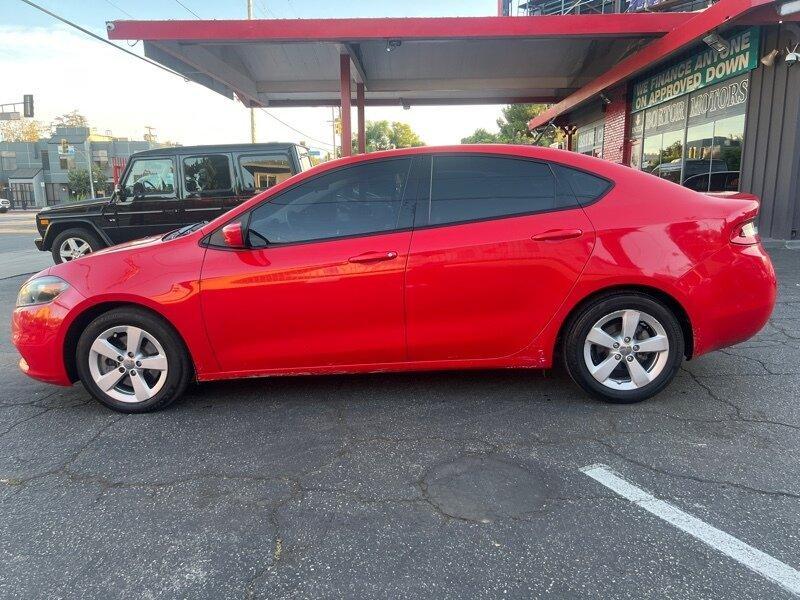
(221, 221, 247, 249)
(115, 185, 128, 202)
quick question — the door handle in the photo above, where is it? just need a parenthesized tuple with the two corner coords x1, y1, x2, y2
(532, 229, 583, 242)
(348, 251, 398, 263)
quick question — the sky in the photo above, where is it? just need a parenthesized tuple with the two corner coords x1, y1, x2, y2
(0, 0, 508, 154)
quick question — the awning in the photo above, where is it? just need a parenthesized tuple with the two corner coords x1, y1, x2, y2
(106, 14, 694, 108)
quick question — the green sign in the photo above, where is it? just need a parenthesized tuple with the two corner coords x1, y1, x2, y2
(632, 27, 760, 112)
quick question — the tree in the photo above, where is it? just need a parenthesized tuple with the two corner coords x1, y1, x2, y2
(67, 164, 107, 200)
(351, 120, 425, 153)
(460, 128, 500, 144)
(460, 104, 563, 147)
(389, 121, 424, 148)
(0, 119, 45, 142)
(51, 110, 89, 131)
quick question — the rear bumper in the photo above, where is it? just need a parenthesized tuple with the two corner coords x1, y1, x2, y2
(680, 242, 777, 357)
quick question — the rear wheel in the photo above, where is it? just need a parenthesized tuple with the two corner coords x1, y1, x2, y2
(76, 308, 191, 413)
(563, 293, 684, 403)
(52, 228, 102, 264)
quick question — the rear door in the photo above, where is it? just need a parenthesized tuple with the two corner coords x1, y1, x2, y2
(404, 154, 595, 361)
(230, 150, 295, 212)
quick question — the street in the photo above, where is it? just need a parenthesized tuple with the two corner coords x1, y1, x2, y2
(1, 210, 799, 599)
(0, 211, 51, 279)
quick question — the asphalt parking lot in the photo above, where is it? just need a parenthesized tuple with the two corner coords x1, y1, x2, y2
(1, 212, 799, 599)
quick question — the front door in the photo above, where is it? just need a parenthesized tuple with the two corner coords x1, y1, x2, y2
(200, 156, 420, 373)
(180, 153, 234, 224)
(110, 156, 182, 244)
(405, 154, 595, 361)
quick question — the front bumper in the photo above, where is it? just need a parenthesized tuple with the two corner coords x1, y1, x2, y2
(34, 237, 43, 251)
(11, 285, 86, 387)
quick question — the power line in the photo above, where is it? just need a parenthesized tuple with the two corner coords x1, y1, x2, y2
(19, 0, 189, 81)
(19, 0, 334, 150)
(104, 0, 134, 19)
(258, 108, 333, 148)
(173, 0, 201, 19)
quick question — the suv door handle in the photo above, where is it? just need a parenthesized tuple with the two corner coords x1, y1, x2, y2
(348, 251, 398, 263)
(532, 229, 583, 242)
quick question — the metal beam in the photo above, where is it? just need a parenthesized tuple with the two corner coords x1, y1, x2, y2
(340, 54, 352, 157)
(107, 14, 693, 43)
(357, 82, 366, 154)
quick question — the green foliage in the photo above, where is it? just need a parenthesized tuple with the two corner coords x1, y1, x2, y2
(461, 104, 563, 147)
(351, 120, 425, 153)
(460, 128, 500, 144)
(67, 164, 107, 199)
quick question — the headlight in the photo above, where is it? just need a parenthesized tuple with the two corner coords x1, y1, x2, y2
(16, 276, 70, 307)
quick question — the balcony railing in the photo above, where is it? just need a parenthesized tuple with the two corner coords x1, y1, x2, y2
(502, 0, 711, 15)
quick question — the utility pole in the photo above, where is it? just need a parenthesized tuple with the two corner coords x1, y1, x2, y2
(247, 0, 257, 143)
(84, 138, 96, 199)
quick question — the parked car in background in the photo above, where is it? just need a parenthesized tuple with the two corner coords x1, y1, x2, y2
(33, 143, 313, 263)
(12, 145, 776, 412)
(0, 198, 10, 213)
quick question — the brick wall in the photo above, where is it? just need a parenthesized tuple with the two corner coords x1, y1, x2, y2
(601, 85, 630, 164)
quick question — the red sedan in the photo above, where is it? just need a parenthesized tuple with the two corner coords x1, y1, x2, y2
(11, 146, 776, 412)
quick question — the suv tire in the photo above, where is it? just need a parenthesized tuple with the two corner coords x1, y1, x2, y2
(52, 228, 103, 264)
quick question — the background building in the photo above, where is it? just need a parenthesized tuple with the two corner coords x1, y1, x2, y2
(0, 127, 169, 208)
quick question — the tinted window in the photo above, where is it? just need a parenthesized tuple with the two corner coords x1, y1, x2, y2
(429, 156, 558, 226)
(123, 158, 175, 197)
(239, 153, 293, 193)
(247, 158, 412, 246)
(551, 164, 612, 206)
(183, 154, 232, 194)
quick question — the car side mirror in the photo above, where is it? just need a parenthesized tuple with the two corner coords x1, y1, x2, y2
(115, 185, 127, 202)
(221, 221, 247, 249)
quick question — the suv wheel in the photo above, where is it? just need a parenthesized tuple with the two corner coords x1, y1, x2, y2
(76, 308, 192, 413)
(563, 293, 684, 403)
(52, 228, 102, 264)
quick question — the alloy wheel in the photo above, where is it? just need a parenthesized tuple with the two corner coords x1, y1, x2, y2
(87, 325, 169, 403)
(582, 309, 670, 391)
(59, 237, 92, 262)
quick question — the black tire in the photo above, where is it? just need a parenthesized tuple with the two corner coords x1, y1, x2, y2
(51, 228, 103, 264)
(563, 292, 684, 404)
(75, 307, 192, 413)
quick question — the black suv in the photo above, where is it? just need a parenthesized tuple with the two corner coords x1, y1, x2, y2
(35, 143, 312, 263)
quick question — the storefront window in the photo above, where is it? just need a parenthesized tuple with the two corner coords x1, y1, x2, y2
(630, 72, 749, 193)
(576, 121, 604, 158)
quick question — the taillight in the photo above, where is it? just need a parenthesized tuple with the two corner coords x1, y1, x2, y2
(731, 219, 759, 245)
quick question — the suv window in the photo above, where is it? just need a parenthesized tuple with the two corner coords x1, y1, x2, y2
(429, 155, 559, 226)
(183, 154, 232, 194)
(247, 158, 412, 246)
(551, 164, 612, 206)
(123, 158, 175, 197)
(239, 153, 293, 193)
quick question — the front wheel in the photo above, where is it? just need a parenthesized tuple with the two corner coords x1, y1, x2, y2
(76, 308, 192, 413)
(51, 228, 102, 264)
(563, 293, 684, 403)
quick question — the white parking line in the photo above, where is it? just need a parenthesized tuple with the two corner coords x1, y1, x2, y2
(581, 464, 800, 597)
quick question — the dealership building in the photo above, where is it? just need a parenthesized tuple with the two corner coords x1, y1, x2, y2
(108, 0, 799, 239)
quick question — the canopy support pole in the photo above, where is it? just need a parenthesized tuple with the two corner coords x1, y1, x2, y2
(356, 82, 366, 154)
(339, 54, 352, 157)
